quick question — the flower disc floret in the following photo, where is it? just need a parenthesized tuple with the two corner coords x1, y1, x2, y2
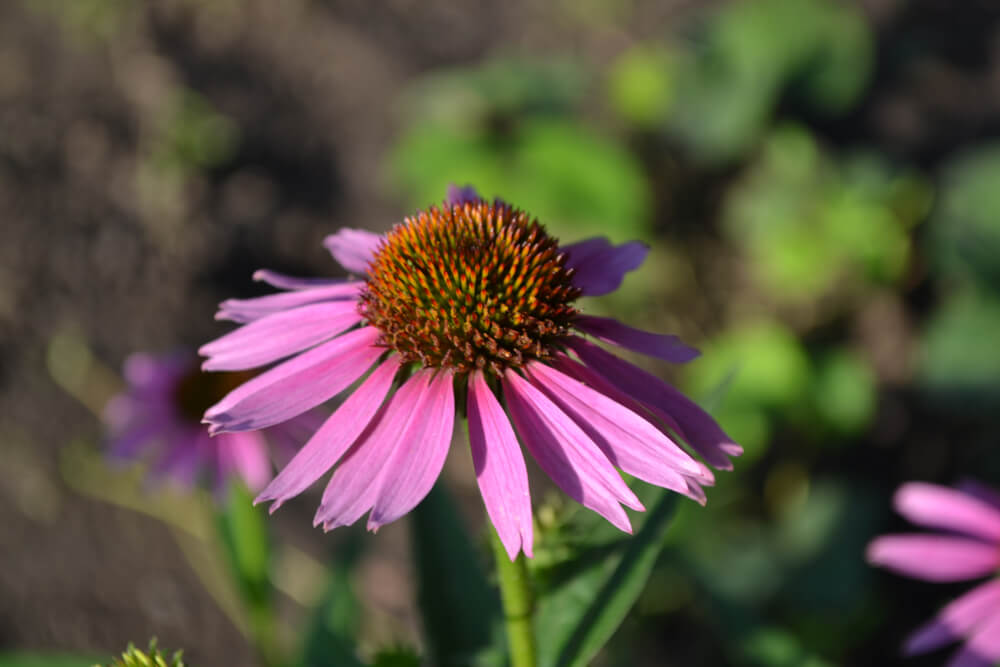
(360, 200, 581, 375)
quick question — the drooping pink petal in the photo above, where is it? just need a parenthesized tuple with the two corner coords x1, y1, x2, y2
(368, 370, 455, 530)
(560, 237, 649, 296)
(216, 282, 363, 323)
(866, 535, 1000, 582)
(255, 357, 400, 511)
(957, 479, 1000, 513)
(468, 370, 534, 559)
(574, 315, 700, 363)
(323, 228, 383, 275)
(947, 609, 1000, 667)
(151, 427, 205, 487)
(525, 361, 708, 500)
(123, 353, 186, 394)
(205, 327, 382, 433)
(552, 354, 687, 447)
(313, 371, 434, 530)
(905, 580, 1000, 656)
(252, 269, 350, 290)
(217, 431, 272, 492)
(567, 337, 742, 469)
(895, 482, 1000, 543)
(446, 183, 481, 206)
(107, 416, 172, 460)
(201, 301, 362, 371)
(502, 369, 642, 533)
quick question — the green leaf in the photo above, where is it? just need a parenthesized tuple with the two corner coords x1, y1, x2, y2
(216, 483, 282, 666)
(299, 532, 366, 667)
(410, 484, 501, 667)
(216, 483, 271, 607)
(535, 489, 678, 667)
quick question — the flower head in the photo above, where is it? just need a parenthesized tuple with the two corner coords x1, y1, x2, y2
(867, 481, 1000, 666)
(201, 186, 741, 558)
(105, 351, 316, 495)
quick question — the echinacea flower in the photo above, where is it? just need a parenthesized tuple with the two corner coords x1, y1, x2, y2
(201, 186, 742, 558)
(104, 351, 318, 495)
(867, 481, 1000, 666)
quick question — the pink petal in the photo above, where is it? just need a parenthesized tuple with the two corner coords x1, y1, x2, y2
(948, 609, 1000, 667)
(252, 269, 350, 290)
(205, 327, 382, 433)
(367, 370, 456, 530)
(217, 431, 272, 492)
(560, 237, 648, 296)
(313, 370, 434, 530)
(255, 357, 400, 510)
(905, 580, 1000, 656)
(574, 315, 700, 364)
(567, 337, 741, 469)
(446, 183, 481, 206)
(867, 535, 1000, 582)
(201, 300, 362, 371)
(895, 482, 1000, 542)
(107, 415, 171, 460)
(216, 283, 363, 323)
(468, 370, 534, 559)
(525, 361, 708, 500)
(323, 228, 383, 275)
(502, 368, 641, 533)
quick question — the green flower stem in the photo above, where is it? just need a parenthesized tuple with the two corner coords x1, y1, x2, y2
(490, 527, 537, 667)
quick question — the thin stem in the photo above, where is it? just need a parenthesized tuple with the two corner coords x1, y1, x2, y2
(490, 528, 537, 667)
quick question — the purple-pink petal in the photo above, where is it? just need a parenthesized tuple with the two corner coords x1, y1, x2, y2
(468, 370, 534, 559)
(895, 482, 1000, 543)
(368, 370, 455, 530)
(446, 183, 481, 206)
(502, 369, 642, 533)
(574, 315, 700, 364)
(525, 361, 708, 500)
(216, 283, 363, 323)
(205, 327, 382, 433)
(867, 535, 1000, 582)
(560, 237, 649, 296)
(323, 228, 383, 275)
(255, 356, 400, 511)
(313, 371, 435, 530)
(567, 337, 742, 469)
(252, 269, 350, 290)
(201, 300, 362, 371)
(217, 431, 271, 493)
(948, 608, 1000, 667)
(904, 580, 1000, 656)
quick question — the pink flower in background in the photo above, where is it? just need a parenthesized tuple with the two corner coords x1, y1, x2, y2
(105, 352, 319, 495)
(201, 186, 741, 559)
(867, 481, 1000, 666)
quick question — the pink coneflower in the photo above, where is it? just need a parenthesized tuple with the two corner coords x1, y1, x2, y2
(201, 186, 741, 559)
(867, 481, 1000, 666)
(104, 351, 317, 495)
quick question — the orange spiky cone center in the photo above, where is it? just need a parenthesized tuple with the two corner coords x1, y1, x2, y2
(360, 200, 581, 376)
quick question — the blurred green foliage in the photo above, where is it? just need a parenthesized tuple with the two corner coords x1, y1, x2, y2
(388, 60, 652, 241)
(661, 0, 873, 163)
(723, 126, 929, 306)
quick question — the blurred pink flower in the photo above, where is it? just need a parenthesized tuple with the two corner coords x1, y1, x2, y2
(105, 352, 319, 495)
(867, 481, 1000, 666)
(201, 186, 741, 559)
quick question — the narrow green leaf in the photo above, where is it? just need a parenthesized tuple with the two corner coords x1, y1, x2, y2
(299, 531, 366, 667)
(536, 489, 678, 667)
(216, 483, 271, 607)
(410, 484, 501, 666)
